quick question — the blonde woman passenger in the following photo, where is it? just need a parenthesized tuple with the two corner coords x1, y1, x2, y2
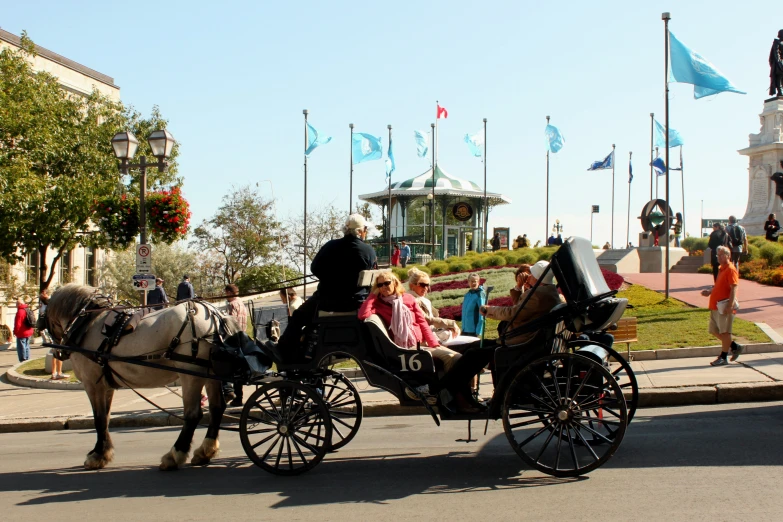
(406, 267, 461, 343)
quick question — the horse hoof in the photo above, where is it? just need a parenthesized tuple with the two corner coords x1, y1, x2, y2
(191, 438, 219, 466)
(159, 447, 188, 471)
(84, 449, 113, 470)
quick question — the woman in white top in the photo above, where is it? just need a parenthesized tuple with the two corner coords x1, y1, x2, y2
(406, 268, 460, 343)
(279, 288, 304, 316)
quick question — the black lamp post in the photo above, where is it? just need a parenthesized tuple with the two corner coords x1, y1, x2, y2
(111, 129, 175, 305)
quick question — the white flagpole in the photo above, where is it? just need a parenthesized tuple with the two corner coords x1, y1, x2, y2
(349, 123, 354, 214)
(680, 145, 685, 241)
(663, 11, 672, 299)
(483, 118, 488, 256)
(611, 144, 616, 248)
(650, 113, 654, 200)
(303, 109, 309, 299)
(388, 124, 392, 265)
(546, 115, 550, 246)
(431, 122, 436, 258)
(627, 151, 633, 248)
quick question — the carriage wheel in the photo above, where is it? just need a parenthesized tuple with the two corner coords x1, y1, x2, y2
(240, 380, 332, 476)
(502, 353, 627, 477)
(567, 340, 639, 426)
(315, 372, 363, 451)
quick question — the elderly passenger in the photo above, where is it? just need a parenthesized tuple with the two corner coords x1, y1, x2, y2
(407, 268, 460, 342)
(359, 272, 462, 373)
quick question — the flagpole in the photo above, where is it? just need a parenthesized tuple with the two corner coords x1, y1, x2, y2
(663, 11, 671, 299)
(680, 145, 685, 242)
(431, 122, 436, 258)
(546, 115, 550, 245)
(303, 109, 309, 299)
(349, 123, 354, 214)
(655, 146, 660, 199)
(388, 124, 392, 266)
(611, 143, 616, 248)
(650, 113, 654, 201)
(483, 118, 488, 257)
(627, 151, 632, 248)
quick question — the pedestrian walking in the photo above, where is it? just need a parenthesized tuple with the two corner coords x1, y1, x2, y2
(701, 246, 743, 366)
(764, 213, 780, 242)
(708, 223, 730, 282)
(725, 215, 747, 269)
(222, 284, 247, 406)
(147, 277, 169, 310)
(400, 240, 411, 268)
(13, 297, 34, 363)
(391, 243, 401, 267)
(491, 233, 501, 252)
(673, 213, 683, 247)
(175, 275, 195, 301)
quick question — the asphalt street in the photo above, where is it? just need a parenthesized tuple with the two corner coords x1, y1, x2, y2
(0, 402, 781, 521)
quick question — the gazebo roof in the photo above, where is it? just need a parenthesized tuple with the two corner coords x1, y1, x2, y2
(358, 165, 511, 205)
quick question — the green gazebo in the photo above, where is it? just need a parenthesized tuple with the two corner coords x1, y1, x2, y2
(359, 165, 510, 260)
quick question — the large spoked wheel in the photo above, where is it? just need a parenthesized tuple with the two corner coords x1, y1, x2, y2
(502, 353, 628, 477)
(305, 371, 363, 451)
(568, 340, 639, 426)
(240, 380, 333, 476)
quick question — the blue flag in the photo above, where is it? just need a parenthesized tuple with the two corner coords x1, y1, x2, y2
(668, 31, 745, 99)
(464, 130, 484, 158)
(352, 132, 382, 164)
(545, 124, 565, 153)
(385, 135, 395, 180)
(654, 119, 684, 148)
(414, 130, 429, 158)
(629, 159, 633, 183)
(651, 156, 666, 177)
(587, 150, 614, 171)
(305, 122, 332, 155)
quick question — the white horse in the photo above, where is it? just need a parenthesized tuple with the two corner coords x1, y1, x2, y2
(45, 284, 239, 471)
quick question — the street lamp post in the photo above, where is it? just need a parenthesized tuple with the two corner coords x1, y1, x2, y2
(552, 219, 563, 240)
(111, 129, 175, 305)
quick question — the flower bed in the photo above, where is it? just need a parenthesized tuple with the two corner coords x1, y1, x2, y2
(438, 295, 514, 321)
(429, 278, 486, 293)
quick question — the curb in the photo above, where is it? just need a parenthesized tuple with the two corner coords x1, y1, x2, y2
(2, 383, 783, 434)
(6, 361, 83, 390)
(626, 342, 781, 361)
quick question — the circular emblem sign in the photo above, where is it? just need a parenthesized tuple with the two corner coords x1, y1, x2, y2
(452, 202, 473, 222)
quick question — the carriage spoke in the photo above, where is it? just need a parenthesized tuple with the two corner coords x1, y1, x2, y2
(517, 423, 552, 449)
(290, 435, 309, 465)
(533, 374, 558, 406)
(508, 409, 552, 418)
(566, 425, 579, 470)
(572, 423, 600, 462)
(552, 366, 564, 403)
(330, 415, 356, 431)
(329, 410, 358, 417)
(292, 433, 319, 454)
(294, 427, 329, 443)
(577, 415, 622, 427)
(259, 434, 282, 459)
(510, 417, 551, 430)
(571, 367, 594, 401)
(286, 437, 294, 470)
(251, 432, 280, 450)
(331, 422, 346, 442)
(573, 420, 614, 444)
(245, 427, 277, 436)
(328, 397, 357, 409)
(534, 421, 558, 464)
(274, 436, 285, 469)
(564, 358, 573, 399)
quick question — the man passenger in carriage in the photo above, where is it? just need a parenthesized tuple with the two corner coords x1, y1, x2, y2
(426, 261, 562, 413)
(275, 213, 377, 353)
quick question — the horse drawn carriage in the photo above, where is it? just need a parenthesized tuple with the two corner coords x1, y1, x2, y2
(44, 236, 638, 478)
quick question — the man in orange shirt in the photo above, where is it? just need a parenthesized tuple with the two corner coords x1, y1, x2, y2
(701, 246, 743, 366)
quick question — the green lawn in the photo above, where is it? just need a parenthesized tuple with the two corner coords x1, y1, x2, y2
(17, 357, 80, 383)
(615, 284, 769, 350)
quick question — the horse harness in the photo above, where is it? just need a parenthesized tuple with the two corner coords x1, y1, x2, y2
(60, 298, 228, 389)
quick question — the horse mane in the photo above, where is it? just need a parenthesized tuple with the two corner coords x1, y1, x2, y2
(47, 284, 108, 326)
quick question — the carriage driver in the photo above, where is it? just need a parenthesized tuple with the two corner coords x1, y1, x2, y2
(275, 214, 377, 355)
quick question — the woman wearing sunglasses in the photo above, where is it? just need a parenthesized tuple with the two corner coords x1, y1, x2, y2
(358, 272, 462, 373)
(407, 268, 460, 343)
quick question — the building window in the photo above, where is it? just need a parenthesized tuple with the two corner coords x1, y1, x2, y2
(84, 247, 96, 286)
(59, 250, 72, 284)
(25, 250, 40, 284)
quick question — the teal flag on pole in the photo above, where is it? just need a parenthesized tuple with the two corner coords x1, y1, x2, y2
(352, 133, 382, 164)
(668, 31, 745, 99)
(305, 122, 332, 155)
(545, 124, 565, 153)
(654, 119, 684, 148)
(414, 130, 429, 158)
(385, 135, 395, 180)
(464, 130, 484, 158)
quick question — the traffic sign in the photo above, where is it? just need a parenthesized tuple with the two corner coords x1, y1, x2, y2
(136, 244, 152, 274)
(132, 274, 156, 291)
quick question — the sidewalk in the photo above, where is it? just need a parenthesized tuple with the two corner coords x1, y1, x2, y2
(2, 340, 783, 433)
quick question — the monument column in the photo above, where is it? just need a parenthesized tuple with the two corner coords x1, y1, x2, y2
(739, 98, 783, 235)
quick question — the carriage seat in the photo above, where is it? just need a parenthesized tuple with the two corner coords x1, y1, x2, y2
(363, 314, 435, 375)
(357, 269, 387, 289)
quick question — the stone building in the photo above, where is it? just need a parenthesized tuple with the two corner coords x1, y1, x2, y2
(0, 28, 120, 337)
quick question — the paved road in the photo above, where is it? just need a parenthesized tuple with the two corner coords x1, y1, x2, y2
(1, 402, 781, 520)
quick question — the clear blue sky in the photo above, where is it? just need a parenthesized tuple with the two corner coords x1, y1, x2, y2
(2, 1, 776, 245)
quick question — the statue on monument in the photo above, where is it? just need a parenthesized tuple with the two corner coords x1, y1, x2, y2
(770, 30, 783, 97)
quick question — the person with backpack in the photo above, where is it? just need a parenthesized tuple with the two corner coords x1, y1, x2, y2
(726, 215, 748, 270)
(13, 297, 34, 363)
(708, 223, 730, 282)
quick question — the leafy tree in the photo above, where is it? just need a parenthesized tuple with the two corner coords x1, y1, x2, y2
(0, 33, 180, 292)
(192, 185, 280, 284)
(236, 264, 302, 294)
(282, 204, 345, 275)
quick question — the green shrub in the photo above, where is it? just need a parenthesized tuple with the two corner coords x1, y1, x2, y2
(447, 262, 472, 273)
(488, 255, 506, 266)
(470, 257, 486, 269)
(391, 267, 409, 281)
(536, 249, 554, 261)
(427, 261, 449, 275)
(697, 264, 713, 274)
(749, 235, 768, 249)
(517, 252, 537, 265)
(464, 250, 478, 257)
(498, 250, 518, 264)
(682, 236, 709, 253)
(759, 242, 783, 267)
(746, 244, 760, 261)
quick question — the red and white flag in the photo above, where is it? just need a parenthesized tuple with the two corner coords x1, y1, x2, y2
(437, 104, 448, 119)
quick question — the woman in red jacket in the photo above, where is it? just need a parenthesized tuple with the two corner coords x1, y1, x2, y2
(13, 297, 34, 363)
(391, 244, 401, 267)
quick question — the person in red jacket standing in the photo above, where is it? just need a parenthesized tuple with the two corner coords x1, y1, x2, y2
(13, 297, 34, 363)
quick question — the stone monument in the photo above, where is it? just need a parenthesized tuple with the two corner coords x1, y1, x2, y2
(738, 97, 783, 234)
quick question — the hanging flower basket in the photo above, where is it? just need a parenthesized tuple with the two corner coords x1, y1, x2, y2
(92, 194, 140, 249)
(147, 186, 191, 243)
